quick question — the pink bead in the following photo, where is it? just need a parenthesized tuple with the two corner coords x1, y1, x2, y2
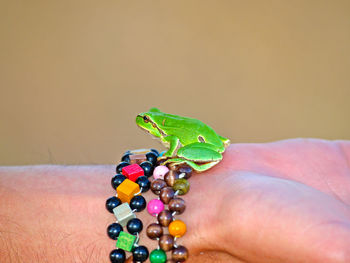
(147, 199, 165, 216)
(153, 165, 169, 180)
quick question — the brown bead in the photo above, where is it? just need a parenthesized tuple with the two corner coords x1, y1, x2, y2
(146, 223, 163, 240)
(166, 260, 176, 263)
(158, 234, 174, 251)
(164, 170, 179, 187)
(168, 197, 186, 214)
(157, 209, 173, 227)
(151, 179, 167, 195)
(160, 187, 175, 204)
(177, 165, 193, 179)
(172, 245, 189, 262)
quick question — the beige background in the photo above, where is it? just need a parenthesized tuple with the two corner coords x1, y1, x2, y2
(0, 0, 349, 165)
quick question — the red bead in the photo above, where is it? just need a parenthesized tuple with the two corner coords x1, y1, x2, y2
(122, 164, 144, 182)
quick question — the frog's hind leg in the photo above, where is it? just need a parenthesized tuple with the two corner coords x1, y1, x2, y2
(163, 158, 219, 172)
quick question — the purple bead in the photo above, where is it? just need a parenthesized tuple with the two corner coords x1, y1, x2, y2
(147, 199, 165, 216)
(153, 165, 169, 180)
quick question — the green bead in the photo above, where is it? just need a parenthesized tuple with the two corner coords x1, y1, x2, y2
(116, 231, 136, 252)
(149, 249, 167, 263)
(173, 178, 190, 195)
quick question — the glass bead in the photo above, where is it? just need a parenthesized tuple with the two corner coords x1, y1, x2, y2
(129, 195, 146, 212)
(146, 151, 158, 165)
(147, 199, 164, 216)
(116, 162, 129, 174)
(157, 210, 173, 227)
(117, 179, 140, 203)
(126, 218, 143, 235)
(113, 203, 136, 227)
(150, 148, 159, 156)
(111, 174, 127, 189)
(121, 153, 131, 164)
(159, 234, 174, 251)
(164, 170, 179, 187)
(107, 222, 123, 240)
(146, 223, 163, 240)
(158, 150, 166, 157)
(171, 245, 189, 262)
(110, 248, 126, 263)
(168, 220, 186, 237)
(149, 249, 167, 263)
(132, 245, 149, 262)
(176, 165, 192, 179)
(106, 196, 122, 213)
(173, 178, 190, 195)
(116, 231, 136, 252)
(153, 165, 169, 180)
(140, 161, 154, 177)
(135, 176, 150, 192)
(151, 179, 167, 195)
(160, 187, 175, 204)
(168, 197, 186, 214)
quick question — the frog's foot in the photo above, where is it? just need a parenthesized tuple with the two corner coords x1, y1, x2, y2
(219, 135, 231, 148)
(163, 158, 220, 173)
(157, 155, 171, 162)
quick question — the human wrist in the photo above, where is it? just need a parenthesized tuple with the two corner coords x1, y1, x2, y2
(0, 165, 120, 262)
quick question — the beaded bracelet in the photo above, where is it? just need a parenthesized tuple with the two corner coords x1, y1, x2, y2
(146, 164, 191, 263)
(106, 149, 159, 263)
(106, 148, 192, 263)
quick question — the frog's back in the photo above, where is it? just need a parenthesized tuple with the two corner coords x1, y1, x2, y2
(152, 112, 225, 150)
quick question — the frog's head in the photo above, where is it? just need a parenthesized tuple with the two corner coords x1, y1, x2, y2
(136, 108, 166, 138)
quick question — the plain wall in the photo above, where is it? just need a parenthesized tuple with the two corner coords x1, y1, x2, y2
(1, 0, 349, 165)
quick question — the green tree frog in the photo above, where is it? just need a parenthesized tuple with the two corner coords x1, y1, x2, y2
(136, 108, 230, 172)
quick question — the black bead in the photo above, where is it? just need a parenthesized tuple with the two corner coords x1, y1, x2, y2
(150, 148, 159, 156)
(130, 195, 146, 212)
(106, 196, 122, 213)
(107, 223, 123, 240)
(121, 153, 130, 163)
(110, 249, 126, 263)
(140, 161, 154, 177)
(135, 176, 150, 192)
(111, 174, 127, 189)
(132, 245, 149, 262)
(116, 162, 129, 174)
(126, 218, 143, 234)
(146, 152, 158, 165)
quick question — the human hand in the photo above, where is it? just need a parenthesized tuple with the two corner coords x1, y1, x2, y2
(180, 138, 350, 262)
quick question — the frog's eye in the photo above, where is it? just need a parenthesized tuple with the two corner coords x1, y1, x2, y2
(143, 116, 149, 123)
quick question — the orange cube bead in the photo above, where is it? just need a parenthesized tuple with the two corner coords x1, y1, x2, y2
(116, 179, 140, 203)
(168, 220, 186, 237)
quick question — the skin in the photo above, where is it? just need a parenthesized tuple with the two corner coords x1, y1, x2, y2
(136, 108, 230, 172)
(0, 138, 350, 262)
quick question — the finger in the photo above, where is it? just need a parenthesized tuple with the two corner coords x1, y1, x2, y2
(219, 139, 350, 205)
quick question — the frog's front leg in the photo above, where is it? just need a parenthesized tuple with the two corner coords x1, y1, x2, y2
(161, 135, 181, 158)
